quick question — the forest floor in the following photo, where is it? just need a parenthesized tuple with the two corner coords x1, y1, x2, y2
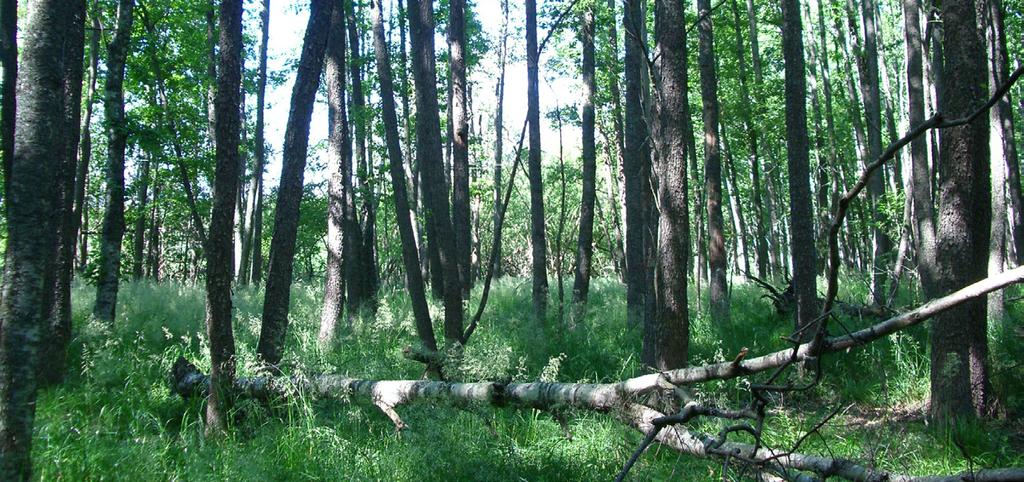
(31, 276, 1024, 481)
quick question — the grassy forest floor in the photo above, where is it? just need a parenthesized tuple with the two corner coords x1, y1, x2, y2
(31, 276, 1024, 481)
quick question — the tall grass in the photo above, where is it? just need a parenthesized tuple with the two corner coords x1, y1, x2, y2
(30, 277, 1023, 480)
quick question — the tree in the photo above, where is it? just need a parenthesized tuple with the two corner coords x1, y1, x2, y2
(622, 0, 652, 329)
(696, 0, 728, 323)
(491, 0, 509, 280)
(526, 0, 548, 324)
(240, 0, 270, 285)
(370, 0, 438, 357)
(0, 0, 14, 205)
(257, 0, 331, 368)
(449, 0, 471, 295)
(93, 0, 136, 323)
(648, 0, 689, 370)
(406, 0, 464, 344)
(930, 0, 992, 420)
(346, 0, 379, 308)
(0, 1, 84, 477)
(904, 0, 936, 299)
(571, 3, 597, 316)
(320, 0, 350, 346)
(204, 0, 243, 435)
(781, 0, 817, 333)
(859, 0, 891, 306)
(39, 2, 86, 386)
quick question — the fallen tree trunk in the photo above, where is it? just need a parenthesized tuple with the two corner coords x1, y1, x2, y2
(172, 266, 1024, 480)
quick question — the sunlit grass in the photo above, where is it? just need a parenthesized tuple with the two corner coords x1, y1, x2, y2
(31, 277, 1024, 481)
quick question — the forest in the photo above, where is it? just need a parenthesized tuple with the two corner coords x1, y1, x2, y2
(1, 0, 1023, 479)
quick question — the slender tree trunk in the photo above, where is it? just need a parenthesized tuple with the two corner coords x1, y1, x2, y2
(648, 0, 689, 370)
(606, 0, 627, 268)
(730, 0, 767, 279)
(132, 157, 151, 280)
(571, 4, 597, 317)
(781, 0, 818, 334)
(407, 0, 464, 344)
(723, 132, 750, 275)
(526, 0, 549, 324)
(623, 0, 651, 329)
(205, 0, 217, 143)
(371, 0, 438, 356)
(0, 1, 82, 477)
(0, 0, 15, 205)
(859, 0, 891, 306)
(696, 0, 729, 323)
(245, 2, 269, 284)
(930, 0, 992, 420)
(74, 16, 100, 274)
(346, 0, 379, 309)
(146, 177, 161, 280)
(492, 0, 508, 280)
(450, 0, 471, 296)
(321, 3, 350, 347)
(204, 0, 243, 436)
(257, 0, 331, 368)
(984, 0, 1023, 267)
(93, 0, 136, 323)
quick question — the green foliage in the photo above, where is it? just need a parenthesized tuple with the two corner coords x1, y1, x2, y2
(31, 278, 1024, 480)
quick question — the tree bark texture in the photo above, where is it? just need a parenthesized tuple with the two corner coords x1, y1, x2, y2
(407, 0, 464, 344)
(781, 0, 818, 334)
(697, 0, 729, 324)
(648, 0, 689, 370)
(930, 0, 992, 420)
(257, 0, 331, 367)
(526, 0, 549, 324)
(204, 0, 244, 435)
(0, 1, 83, 477)
(571, 5, 597, 315)
(93, 0, 136, 323)
(371, 0, 438, 355)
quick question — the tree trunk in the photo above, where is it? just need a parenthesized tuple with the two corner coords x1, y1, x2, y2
(248, 1, 270, 285)
(93, 0, 136, 323)
(571, 4, 597, 317)
(648, 0, 689, 370)
(859, 0, 891, 306)
(407, 0, 464, 344)
(449, 0, 471, 297)
(132, 157, 152, 280)
(696, 0, 729, 323)
(371, 0, 438, 356)
(781, 0, 818, 334)
(985, 0, 1022, 270)
(38, 0, 85, 387)
(320, 2, 350, 347)
(526, 0, 549, 324)
(930, 0, 993, 420)
(0, 1, 82, 477)
(146, 177, 161, 280)
(346, 0, 379, 308)
(0, 0, 15, 206)
(257, 0, 331, 368)
(74, 15, 100, 275)
(730, 0, 767, 279)
(623, 0, 651, 329)
(492, 0, 508, 280)
(605, 0, 627, 278)
(204, 0, 244, 436)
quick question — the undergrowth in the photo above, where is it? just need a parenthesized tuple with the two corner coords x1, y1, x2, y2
(31, 275, 1023, 481)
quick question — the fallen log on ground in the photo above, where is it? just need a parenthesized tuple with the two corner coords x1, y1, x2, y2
(171, 266, 1024, 481)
